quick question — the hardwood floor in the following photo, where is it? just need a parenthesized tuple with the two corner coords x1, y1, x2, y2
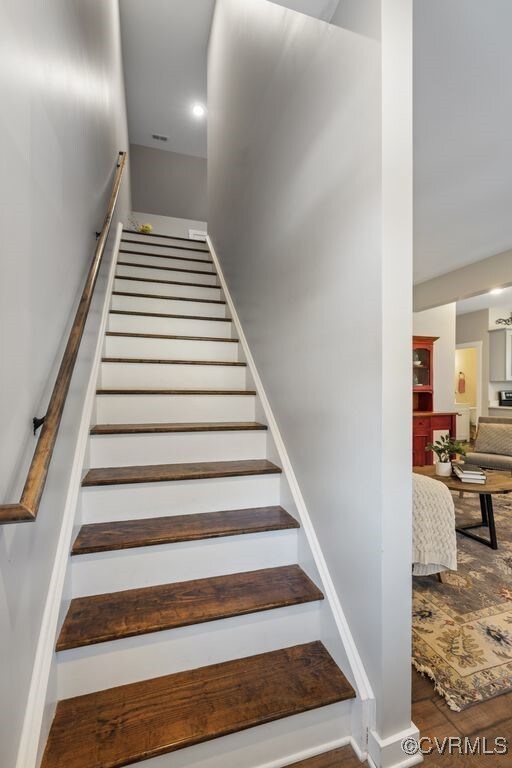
(413, 668, 512, 765)
(285, 746, 360, 767)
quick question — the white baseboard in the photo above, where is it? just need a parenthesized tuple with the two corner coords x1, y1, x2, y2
(367, 723, 423, 768)
(269, 738, 351, 768)
(15, 224, 123, 768)
(207, 235, 374, 761)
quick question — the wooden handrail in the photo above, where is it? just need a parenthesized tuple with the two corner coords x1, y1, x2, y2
(0, 151, 127, 524)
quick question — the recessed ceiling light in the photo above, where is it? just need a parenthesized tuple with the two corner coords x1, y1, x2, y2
(490, 288, 504, 295)
(192, 103, 206, 119)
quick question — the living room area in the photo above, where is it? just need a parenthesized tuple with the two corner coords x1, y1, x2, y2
(410, 1, 512, 744)
(411, 280, 512, 752)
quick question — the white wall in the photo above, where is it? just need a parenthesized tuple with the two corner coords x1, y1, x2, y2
(413, 304, 456, 412)
(131, 211, 207, 239)
(0, 1, 130, 765)
(208, 0, 413, 752)
(130, 144, 207, 221)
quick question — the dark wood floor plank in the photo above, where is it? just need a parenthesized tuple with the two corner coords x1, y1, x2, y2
(57, 565, 321, 650)
(96, 388, 256, 395)
(82, 459, 281, 487)
(72, 506, 297, 554)
(90, 421, 267, 435)
(41, 642, 355, 768)
(412, 668, 512, 766)
(285, 746, 360, 767)
(101, 357, 246, 366)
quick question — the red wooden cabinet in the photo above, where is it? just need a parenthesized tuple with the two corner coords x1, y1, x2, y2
(412, 336, 456, 466)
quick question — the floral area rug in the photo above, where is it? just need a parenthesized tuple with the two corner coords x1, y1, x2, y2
(413, 492, 512, 711)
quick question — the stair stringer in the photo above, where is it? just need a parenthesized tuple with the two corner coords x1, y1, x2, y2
(207, 235, 375, 764)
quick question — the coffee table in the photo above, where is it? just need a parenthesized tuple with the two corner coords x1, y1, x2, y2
(413, 465, 512, 550)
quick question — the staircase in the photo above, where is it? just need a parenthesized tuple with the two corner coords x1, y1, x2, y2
(41, 230, 357, 768)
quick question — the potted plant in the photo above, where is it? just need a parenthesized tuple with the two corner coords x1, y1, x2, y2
(425, 435, 467, 476)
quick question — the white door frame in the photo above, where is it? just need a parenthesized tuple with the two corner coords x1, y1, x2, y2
(456, 341, 483, 423)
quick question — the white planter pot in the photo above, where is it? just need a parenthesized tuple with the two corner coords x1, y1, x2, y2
(435, 461, 452, 477)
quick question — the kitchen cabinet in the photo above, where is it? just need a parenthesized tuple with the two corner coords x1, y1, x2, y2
(489, 329, 512, 382)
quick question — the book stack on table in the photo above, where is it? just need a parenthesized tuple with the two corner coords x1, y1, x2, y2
(452, 463, 487, 484)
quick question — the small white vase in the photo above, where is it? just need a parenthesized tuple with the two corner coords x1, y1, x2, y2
(435, 461, 452, 477)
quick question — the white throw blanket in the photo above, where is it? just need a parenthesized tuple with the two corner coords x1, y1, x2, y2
(412, 473, 458, 575)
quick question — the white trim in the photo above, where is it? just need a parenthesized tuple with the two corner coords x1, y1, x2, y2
(367, 723, 423, 768)
(207, 235, 375, 758)
(15, 224, 123, 768)
(264, 737, 351, 768)
(455, 341, 483, 421)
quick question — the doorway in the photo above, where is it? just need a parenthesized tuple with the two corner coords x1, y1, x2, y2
(455, 341, 482, 442)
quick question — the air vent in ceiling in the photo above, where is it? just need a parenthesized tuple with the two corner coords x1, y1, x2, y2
(152, 133, 168, 142)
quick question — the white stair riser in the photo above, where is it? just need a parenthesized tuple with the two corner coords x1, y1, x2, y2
(57, 601, 320, 699)
(89, 430, 268, 467)
(80, 474, 281, 523)
(99, 362, 247, 390)
(98, 703, 352, 768)
(114, 277, 221, 301)
(111, 293, 227, 318)
(104, 335, 239, 361)
(95, 393, 256, 424)
(117, 263, 218, 286)
(119, 251, 214, 272)
(71, 529, 297, 596)
(108, 312, 234, 338)
(120, 242, 209, 260)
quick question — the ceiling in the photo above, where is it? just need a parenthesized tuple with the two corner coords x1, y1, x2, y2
(120, 0, 512, 283)
(119, 0, 340, 159)
(457, 286, 512, 316)
(119, 0, 215, 158)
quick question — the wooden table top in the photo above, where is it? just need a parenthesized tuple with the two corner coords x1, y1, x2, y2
(414, 464, 512, 494)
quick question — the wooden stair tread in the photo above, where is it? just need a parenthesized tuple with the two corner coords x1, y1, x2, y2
(110, 309, 232, 322)
(123, 231, 209, 246)
(101, 357, 246, 366)
(72, 506, 297, 554)
(57, 565, 320, 650)
(119, 246, 211, 263)
(115, 274, 219, 290)
(90, 421, 267, 435)
(106, 330, 238, 342)
(96, 388, 256, 395)
(82, 459, 281, 487)
(113, 290, 226, 305)
(121, 239, 209, 252)
(41, 642, 354, 768)
(285, 747, 360, 768)
(117, 260, 214, 276)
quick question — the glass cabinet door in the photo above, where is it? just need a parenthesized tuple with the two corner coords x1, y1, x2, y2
(413, 346, 432, 389)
